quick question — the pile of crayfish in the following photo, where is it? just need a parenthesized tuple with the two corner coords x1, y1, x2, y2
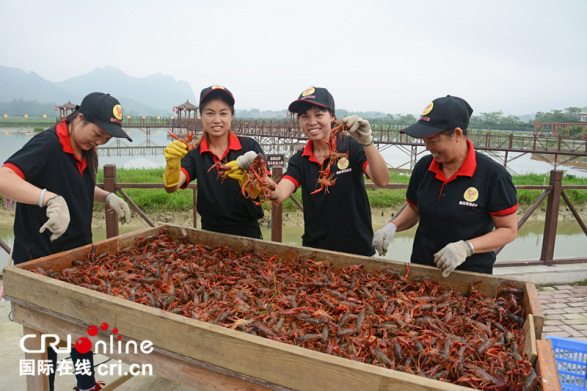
(36, 232, 539, 390)
(208, 153, 275, 206)
(311, 121, 349, 194)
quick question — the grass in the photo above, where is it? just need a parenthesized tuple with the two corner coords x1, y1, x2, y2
(89, 168, 587, 213)
(0, 117, 56, 127)
(2, 168, 585, 214)
(538, 279, 587, 289)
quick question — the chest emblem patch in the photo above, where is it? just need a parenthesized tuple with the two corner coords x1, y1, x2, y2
(337, 157, 349, 170)
(464, 187, 479, 202)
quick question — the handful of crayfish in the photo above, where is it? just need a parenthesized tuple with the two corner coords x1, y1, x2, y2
(311, 121, 349, 194)
(208, 153, 275, 206)
(168, 129, 198, 150)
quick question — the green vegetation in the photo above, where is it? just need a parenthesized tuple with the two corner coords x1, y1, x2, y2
(370, 106, 587, 137)
(1, 168, 584, 214)
(90, 168, 587, 213)
(0, 117, 56, 127)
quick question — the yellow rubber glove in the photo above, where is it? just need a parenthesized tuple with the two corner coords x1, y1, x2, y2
(164, 140, 188, 187)
(247, 184, 262, 199)
(227, 169, 262, 199)
(226, 168, 248, 187)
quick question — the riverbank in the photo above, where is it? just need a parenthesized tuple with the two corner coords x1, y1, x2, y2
(1, 203, 584, 232)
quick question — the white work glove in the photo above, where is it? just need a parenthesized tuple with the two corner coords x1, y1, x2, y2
(237, 151, 258, 170)
(105, 192, 131, 224)
(343, 115, 373, 146)
(39, 195, 70, 241)
(434, 241, 472, 277)
(372, 222, 397, 256)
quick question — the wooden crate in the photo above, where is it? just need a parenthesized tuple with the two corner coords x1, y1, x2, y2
(4, 224, 553, 390)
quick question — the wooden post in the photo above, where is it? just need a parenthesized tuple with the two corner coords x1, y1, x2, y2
(22, 326, 50, 391)
(103, 164, 119, 238)
(271, 166, 283, 242)
(540, 170, 563, 266)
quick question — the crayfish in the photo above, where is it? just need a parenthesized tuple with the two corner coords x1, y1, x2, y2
(168, 129, 198, 150)
(38, 232, 539, 391)
(241, 154, 275, 206)
(208, 153, 275, 206)
(311, 121, 349, 194)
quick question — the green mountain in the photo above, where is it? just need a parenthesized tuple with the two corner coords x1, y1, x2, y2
(0, 65, 196, 116)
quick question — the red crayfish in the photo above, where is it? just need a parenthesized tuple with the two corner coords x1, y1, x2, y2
(311, 121, 349, 194)
(168, 129, 198, 150)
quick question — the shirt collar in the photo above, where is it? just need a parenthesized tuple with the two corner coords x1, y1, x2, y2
(428, 138, 476, 181)
(56, 122, 87, 174)
(301, 140, 321, 165)
(199, 131, 242, 160)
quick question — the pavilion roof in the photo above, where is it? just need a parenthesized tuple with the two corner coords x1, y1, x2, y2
(175, 100, 198, 110)
(57, 101, 77, 110)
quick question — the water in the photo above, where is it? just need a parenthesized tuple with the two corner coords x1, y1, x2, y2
(261, 220, 587, 264)
(0, 127, 585, 270)
(1, 218, 585, 271)
(1, 127, 586, 176)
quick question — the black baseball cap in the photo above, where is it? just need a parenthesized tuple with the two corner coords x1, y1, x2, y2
(402, 95, 473, 138)
(288, 86, 335, 115)
(199, 85, 235, 107)
(77, 92, 132, 141)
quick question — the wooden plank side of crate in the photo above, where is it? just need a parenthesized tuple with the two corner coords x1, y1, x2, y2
(11, 303, 278, 391)
(165, 224, 528, 296)
(523, 314, 537, 365)
(535, 339, 562, 391)
(524, 282, 544, 339)
(4, 267, 470, 391)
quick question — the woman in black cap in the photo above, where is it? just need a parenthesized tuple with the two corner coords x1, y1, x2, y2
(0, 92, 133, 390)
(163, 85, 266, 239)
(268, 86, 389, 256)
(372, 96, 518, 277)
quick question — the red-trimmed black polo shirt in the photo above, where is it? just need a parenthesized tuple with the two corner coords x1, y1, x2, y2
(180, 132, 265, 238)
(406, 139, 517, 274)
(283, 135, 375, 256)
(3, 122, 95, 264)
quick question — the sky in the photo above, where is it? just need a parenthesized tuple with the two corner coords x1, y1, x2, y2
(1, 0, 586, 115)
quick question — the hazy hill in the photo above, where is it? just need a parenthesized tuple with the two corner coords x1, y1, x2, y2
(0, 65, 196, 115)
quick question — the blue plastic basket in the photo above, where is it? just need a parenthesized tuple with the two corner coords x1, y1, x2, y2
(547, 336, 587, 390)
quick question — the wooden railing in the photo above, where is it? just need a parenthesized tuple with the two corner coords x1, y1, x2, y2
(1, 166, 585, 267)
(99, 165, 587, 267)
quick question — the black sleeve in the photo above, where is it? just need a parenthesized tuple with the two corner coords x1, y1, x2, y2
(406, 158, 427, 206)
(250, 139, 264, 155)
(180, 149, 198, 185)
(348, 137, 368, 173)
(283, 151, 302, 190)
(487, 170, 518, 214)
(5, 131, 56, 182)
